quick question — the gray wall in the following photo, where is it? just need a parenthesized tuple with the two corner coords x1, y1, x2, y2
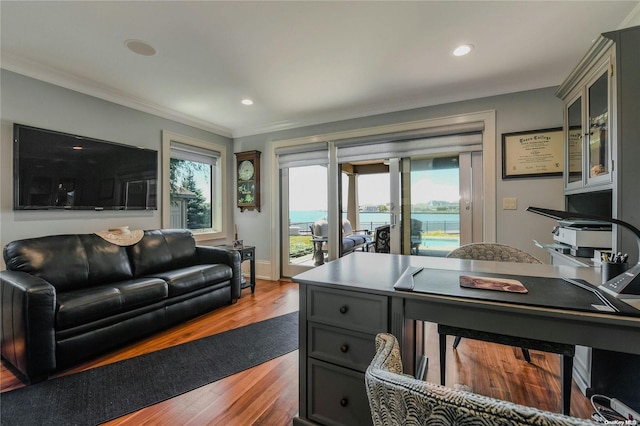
(234, 87, 566, 274)
(0, 68, 566, 276)
(1, 70, 235, 268)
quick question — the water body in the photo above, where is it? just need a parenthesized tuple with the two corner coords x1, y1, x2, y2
(290, 210, 460, 233)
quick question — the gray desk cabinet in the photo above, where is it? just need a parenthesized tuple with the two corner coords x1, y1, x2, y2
(298, 285, 389, 426)
(293, 253, 640, 424)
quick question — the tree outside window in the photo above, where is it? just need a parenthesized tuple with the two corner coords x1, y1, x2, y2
(163, 131, 225, 239)
(170, 158, 212, 231)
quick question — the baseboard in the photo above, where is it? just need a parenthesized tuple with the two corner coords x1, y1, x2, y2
(241, 259, 273, 281)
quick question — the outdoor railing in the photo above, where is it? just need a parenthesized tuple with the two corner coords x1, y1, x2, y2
(290, 220, 460, 235)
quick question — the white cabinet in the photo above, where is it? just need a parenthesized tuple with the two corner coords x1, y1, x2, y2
(560, 41, 614, 194)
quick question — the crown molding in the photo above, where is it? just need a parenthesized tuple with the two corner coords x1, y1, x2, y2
(231, 87, 518, 139)
(1, 51, 233, 139)
(619, 3, 640, 28)
(232, 98, 448, 139)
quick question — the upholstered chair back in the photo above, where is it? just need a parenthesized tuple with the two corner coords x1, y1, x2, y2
(365, 333, 595, 426)
(446, 243, 542, 264)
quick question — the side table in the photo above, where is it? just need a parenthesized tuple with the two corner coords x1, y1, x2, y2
(219, 245, 256, 293)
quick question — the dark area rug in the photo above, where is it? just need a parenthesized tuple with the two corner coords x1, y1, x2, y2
(1, 311, 299, 426)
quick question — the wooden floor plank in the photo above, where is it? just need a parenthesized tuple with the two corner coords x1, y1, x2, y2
(1, 279, 596, 424)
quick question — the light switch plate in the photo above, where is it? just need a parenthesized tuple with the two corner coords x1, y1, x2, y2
(503, 197, 517, 210)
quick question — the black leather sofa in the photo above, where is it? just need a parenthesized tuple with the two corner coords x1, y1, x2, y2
(0, 229, 241, 383)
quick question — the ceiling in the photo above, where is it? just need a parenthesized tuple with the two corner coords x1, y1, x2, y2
(2, 1, 638, 138)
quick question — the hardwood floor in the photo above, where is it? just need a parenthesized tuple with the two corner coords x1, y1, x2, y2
(1, 279, 596, 424)
(1, 280, 300, 425)
(424, 325, 595, 419)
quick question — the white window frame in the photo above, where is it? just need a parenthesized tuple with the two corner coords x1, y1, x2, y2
(162, 130, 227, 242)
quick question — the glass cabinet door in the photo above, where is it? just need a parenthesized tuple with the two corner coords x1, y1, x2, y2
(586, 69, 610, 184)
(566, 96, 583, 188)
(563, 56, 613, 192)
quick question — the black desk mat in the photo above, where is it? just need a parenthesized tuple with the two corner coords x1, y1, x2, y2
(409, 268, 638, 316)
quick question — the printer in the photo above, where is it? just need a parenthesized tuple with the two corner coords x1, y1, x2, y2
(553, 220, 612, 257)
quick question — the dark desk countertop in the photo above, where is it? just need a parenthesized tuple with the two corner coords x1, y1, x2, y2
(294, 251, 603, 295)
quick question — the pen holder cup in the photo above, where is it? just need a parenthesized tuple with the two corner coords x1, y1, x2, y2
(601, 261, 629, 283)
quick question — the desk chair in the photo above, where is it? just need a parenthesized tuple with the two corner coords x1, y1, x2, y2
(443, 242, 543, 359)
(365, 333, 593, 426)
(439, 242, 575, 415)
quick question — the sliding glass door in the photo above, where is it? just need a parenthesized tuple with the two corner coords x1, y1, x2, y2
(277, 119, 488, 277)
(280, 152, 481, 276)
(340, 152, 480, 257)
(407, 152, 483, 255)
(401, 156, 458, 256)
(281, 165, 328, 277)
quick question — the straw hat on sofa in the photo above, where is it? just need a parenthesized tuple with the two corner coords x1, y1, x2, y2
(95, 226, 144, 246)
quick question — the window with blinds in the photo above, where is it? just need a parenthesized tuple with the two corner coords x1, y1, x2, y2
(163, 132, 226, 238)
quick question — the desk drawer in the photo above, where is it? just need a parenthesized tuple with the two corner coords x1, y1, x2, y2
(308, 323, 377, 372)
(308, 359, 373, 426)
(307, 286, 387, 334)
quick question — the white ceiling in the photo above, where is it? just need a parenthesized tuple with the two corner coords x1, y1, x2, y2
(2, 1, 639, 138)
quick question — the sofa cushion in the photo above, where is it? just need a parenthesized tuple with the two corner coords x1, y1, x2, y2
(56, 278, 168, 330)
(150, 264, 233, 297)
(346, 234, 371, 246)
(342, 237, 356, 252)
(79, 234, 134, 284)
(3, 234, 133, 292)
(127, 229, 198, 277)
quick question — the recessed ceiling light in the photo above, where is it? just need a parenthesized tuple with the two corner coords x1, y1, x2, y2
(241, 99, 254, 106)
(125, 39, 157, 56)
(453, 44, 473, 57)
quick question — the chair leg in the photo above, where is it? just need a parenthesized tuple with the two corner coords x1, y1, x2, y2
(561, 355, 573, 415)
(439, 332, 447, 386)
(452, 336, 462, 349)
(521, 348, 531, 363)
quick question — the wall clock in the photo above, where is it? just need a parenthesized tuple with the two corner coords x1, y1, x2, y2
(235, 150, 261, 212)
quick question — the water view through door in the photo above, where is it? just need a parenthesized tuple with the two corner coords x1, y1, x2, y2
(281, 153, 477, 277)
(281, 165, 328, 277)
(404, 156, 461, 256)
(342, 164, 460, 257)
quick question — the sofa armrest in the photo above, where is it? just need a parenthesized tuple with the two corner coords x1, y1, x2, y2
(0, 270, 57, 382)
(196, 246, 242, 301)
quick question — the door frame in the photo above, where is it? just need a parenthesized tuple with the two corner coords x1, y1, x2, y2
(270, 110, 496, 280)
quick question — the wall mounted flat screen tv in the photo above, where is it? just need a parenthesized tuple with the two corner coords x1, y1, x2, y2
(13, 124, 158, 210)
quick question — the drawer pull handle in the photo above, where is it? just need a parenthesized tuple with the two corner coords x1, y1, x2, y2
(340, 344, 349, 353)
(339, 305, 348, 314)
(340, 398, 349, 407)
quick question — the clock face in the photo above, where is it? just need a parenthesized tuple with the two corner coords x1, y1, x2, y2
(238, 160, 255, 181)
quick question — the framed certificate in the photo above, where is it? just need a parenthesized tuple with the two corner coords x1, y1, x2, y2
(502, 128, 563, 179)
